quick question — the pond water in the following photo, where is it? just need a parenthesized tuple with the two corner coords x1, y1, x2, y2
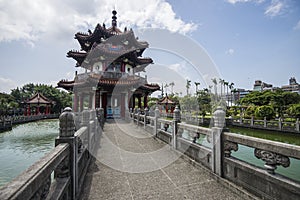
(0, 119, 58, 187)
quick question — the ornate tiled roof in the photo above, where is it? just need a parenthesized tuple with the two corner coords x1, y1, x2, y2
(26, 93, 52, 104)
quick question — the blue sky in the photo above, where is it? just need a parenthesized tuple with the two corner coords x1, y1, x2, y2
(0, 0, 299, 94)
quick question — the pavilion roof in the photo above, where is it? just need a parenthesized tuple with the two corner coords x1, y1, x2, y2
(57, 75, 160, 93)
(67, 10, 151, 68)
(26, 93, 52, 104)
(158, 96, 176, 105)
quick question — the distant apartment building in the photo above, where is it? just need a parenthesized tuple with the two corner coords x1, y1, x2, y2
(253, 80, 273, 91)
(231, 88, 251, 103)
(281, 77, 300, 94)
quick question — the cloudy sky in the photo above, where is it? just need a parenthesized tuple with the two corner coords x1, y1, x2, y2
(0, 0, 299, 94)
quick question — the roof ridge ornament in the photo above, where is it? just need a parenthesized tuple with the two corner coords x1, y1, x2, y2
(112, 10, 117, 27)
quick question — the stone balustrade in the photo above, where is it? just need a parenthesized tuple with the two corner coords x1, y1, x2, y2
(131, 106, 300, 200)
(0, 107, 104, 200)
(232, 116, 300, 133)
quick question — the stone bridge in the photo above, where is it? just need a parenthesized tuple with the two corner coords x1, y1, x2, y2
(0, 107, 299, 200)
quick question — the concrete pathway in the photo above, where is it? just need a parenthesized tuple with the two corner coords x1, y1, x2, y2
(80, 120, 256, 200)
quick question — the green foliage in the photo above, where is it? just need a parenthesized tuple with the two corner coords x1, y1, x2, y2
(10, 83, 72, 114)
(255, 105, 275, 120)
(287, 104, 300, 118)
(196, 90, 211, 116)
(147, 97, 159, 108)
(0, 93, 19, 115)
(244, 106, 256, 118)
(179, 95, 198, 111)
(229, 106, 240, 116)
(238, 90, 300, 118)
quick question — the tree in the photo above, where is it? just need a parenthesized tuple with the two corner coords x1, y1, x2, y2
(186, 79, 191, 96)
(0, 93, 19, 116)
(196, 89, 211, 116)
(287, 104, 300, 118)
(224, 81, 229, 106)
(194, 82, 200, 94)
(244, 106, 257, 118)
(169, 82, 175, 95)
(229, 82, 235, 106)
(10, 83, 72, 114)
(219, 78, 224, 97)
(255, 105, 275, 120)
(211, 78, 218, 97)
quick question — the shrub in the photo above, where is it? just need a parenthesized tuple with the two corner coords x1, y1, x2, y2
(287, 104, 300, 119)
(255, 105, 275, 120)
(244, 106, 256, 118)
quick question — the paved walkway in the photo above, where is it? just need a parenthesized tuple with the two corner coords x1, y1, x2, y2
(80, 120, 256, 200)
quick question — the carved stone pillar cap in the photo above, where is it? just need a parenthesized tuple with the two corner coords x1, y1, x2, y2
(173, 105, 181, 122)
(59, 107, 75, 137)
(213, 106, 226, 128)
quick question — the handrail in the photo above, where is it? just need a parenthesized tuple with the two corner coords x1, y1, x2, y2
(224, 132, 300, 159)
(0, 143, 69, 200)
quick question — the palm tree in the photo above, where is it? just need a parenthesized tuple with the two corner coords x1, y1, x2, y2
(229, 82, 235, 106)
(219, 78, 224, 98)
(169, 82, 175, 95)
(194, 82, 200, 94)
(211, 78, 217, 96)
(186, 79, 191, 96)
(208, 85, 213, 94)
(164, 83, 169, 95)
(224, 81, 229, 106)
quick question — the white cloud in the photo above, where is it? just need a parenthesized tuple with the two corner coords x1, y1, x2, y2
(0, 77, 17, 94)
(226, 0, 265, 4)
(226, 0, 286, 18)
(264, 0, 284, 17)
(0, 0, 197, 44)
(293, 20, 300, 30)
(226, 48, 235, 55)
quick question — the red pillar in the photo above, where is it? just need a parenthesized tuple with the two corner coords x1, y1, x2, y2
(45, 106, 48, 115)
(138, 96, 142, 109)
(121, 93, 125, 118)
(132, 94, 135, 109)
(95, 90, 100, 108)
(37, 105, 40, 115)
(27, 105, 31, 116)
(102, 93, 107, 118)
(79, 93, 84, 112)
(144, 95, 148, 109)
(89, 93, 93, 109)
(73, 93, 78, 112)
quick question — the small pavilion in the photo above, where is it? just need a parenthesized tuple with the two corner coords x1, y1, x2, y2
(24, 93, 52, 116)
(158, 95, 177, 113)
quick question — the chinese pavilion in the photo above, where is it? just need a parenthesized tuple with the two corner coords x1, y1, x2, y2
(57, 10, 160, 118)
(157, 95, 176, 113)
(24, 93, 52, 116)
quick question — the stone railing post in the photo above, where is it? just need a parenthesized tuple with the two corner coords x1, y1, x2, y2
(250, 116, 254, 126)
(172, 106, 181, 149)
(239, 115, 243, 125)
(296, 118, 299, 132)
(90, 109, 97, 150)
(98, 108, 104, 129)
(137, 108, 141, 125)
(212, 106, 225, 176)
(144, 107, 149, 129)
(264, 117, 267, 128)
(81, 110, 90, 151)
(154, 107, 159, 136)
(55, 107, 77, 199)
(278, 117, 282, 130)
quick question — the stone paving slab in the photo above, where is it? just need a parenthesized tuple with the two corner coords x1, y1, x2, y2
(80, 120, 258, 200)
